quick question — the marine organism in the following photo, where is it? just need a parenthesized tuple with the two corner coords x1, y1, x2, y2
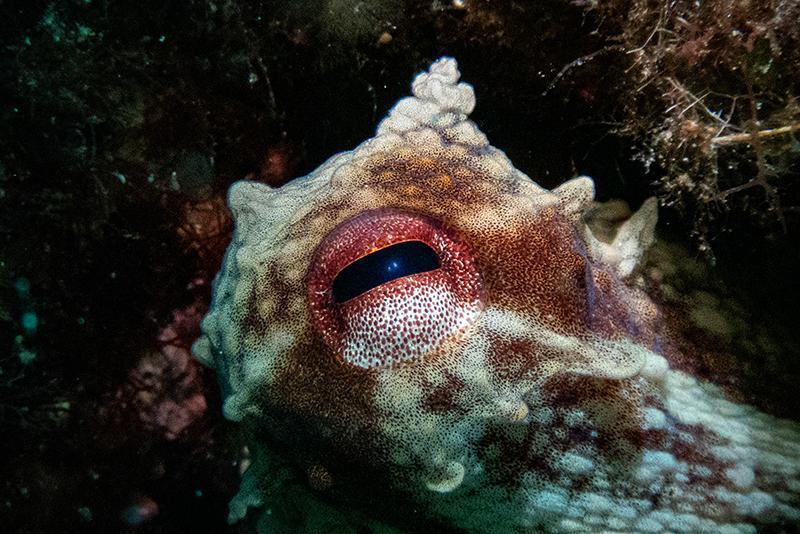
(193, 58, 800, 532)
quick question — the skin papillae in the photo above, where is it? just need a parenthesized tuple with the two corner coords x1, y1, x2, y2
(193, 59, 800, 533)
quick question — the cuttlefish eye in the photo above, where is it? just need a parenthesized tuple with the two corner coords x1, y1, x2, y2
(307, 209, 483, 369)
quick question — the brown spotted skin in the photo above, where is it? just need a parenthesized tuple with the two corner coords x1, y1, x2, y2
(194, 58, 800, 532)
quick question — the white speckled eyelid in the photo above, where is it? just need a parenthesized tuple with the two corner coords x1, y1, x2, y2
(194, 58, 800, 532)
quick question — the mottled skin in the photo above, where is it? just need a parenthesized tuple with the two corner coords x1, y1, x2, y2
(194, 59, 800, 532)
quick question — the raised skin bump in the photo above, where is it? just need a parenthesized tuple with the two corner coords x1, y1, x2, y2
(194, 58, 800, 532)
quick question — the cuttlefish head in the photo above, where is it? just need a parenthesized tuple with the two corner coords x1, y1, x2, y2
(194, 59, 799, 531)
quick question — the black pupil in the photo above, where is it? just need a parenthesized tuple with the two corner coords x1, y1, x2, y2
(331, 241, 441, 303)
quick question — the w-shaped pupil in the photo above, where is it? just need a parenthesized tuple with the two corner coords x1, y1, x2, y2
(332, 241, 441, 303)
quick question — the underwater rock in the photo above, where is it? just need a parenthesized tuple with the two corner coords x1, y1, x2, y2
(194, 58, 800, 532)
(113, 301, 207, 441)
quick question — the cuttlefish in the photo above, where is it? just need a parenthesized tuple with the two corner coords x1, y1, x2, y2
(193, 58, 800, 533)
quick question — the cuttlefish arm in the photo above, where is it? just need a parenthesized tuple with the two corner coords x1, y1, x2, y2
(194, 58, 800, 533)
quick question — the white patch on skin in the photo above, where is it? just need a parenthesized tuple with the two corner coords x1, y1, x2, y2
(663, 369, 800, 467)
(725, 464, 756, 488)
(557, 452, 595, 476)
(640, 352, 669, 380)
(531, 407, 554, 425)
(642, 406, 667, 430)
(634, 450, 682, 483)
(425, 461, 466, 493)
